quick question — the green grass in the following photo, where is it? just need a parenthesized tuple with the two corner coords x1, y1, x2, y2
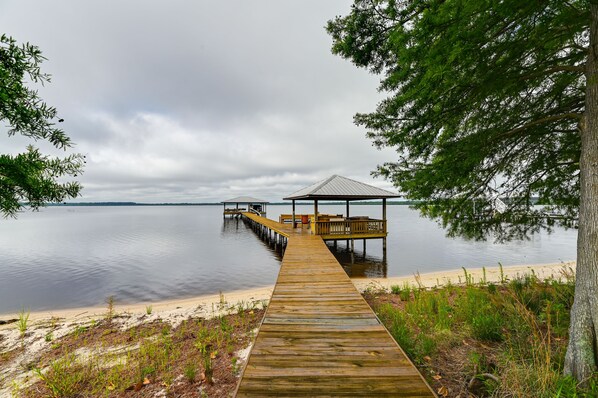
(17, 307, 30, 338)
(367, 268, 595, 397)
(19, 302, 266, 397)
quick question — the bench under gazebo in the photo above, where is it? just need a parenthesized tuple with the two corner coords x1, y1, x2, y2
(282, 175, 399, 251)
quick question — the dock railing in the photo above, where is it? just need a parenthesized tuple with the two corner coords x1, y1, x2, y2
(315, 218, 387, 237)
(224, 208, 245, 214)
(278, 214, 342, 224)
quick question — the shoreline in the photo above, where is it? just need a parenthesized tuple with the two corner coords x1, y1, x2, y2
(352, 260, 576, 292)
(0, 285, 274, 326)
(0, 261, 575, 326)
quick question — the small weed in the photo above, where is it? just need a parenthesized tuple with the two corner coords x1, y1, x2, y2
(34, 354, 86, 397)
(231, 357, 240, 375)
(17, 307, 30, 338)
(399, 283, 411, 301)
(390, 284, 401, 295)
(184, 362, 197, 383)
(73, 325, 88, 337)
(146, 305, 153, 315)
(199, 343, 214, 384)
(105, 295, 115, 323)
(45, 332, 53, 342)
(471, 312, 503, 342)
(487, 282, 497, 294)
(462, 267, 473, 286)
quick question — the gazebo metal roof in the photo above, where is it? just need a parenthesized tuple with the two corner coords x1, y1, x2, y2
(284, 175, 399, 200)
(222, 196, 269, 204)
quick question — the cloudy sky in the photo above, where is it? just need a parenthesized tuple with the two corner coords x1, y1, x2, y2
(1, 1, 398, 203)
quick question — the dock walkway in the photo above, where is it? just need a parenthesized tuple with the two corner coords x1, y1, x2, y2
(236, 214, 434, 397)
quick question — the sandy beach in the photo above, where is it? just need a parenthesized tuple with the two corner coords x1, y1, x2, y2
(0, 261, 575, 396)
(0, 261, 575, 328)
(352, 261, 576, 292)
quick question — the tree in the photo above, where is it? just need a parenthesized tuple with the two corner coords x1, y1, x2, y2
(328, 0, 596, 384)
(1, 34, 83, 217)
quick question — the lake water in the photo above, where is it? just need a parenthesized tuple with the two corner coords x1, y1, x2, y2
(0, 205, 577, 314)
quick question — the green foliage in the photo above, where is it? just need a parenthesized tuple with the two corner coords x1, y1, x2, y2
(105, 296, 115, 323)
(327, 1, 588, 240)
(184, 361, 197, 383)
(17, 307, 29, 338)
(0, 34, 83, 217)
(34, 355, 86, 397)
(370, 274, 588, 395)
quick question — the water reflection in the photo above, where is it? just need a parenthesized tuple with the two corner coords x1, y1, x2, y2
(222, 217, 284, 261)
(220, 217, 245, 236)
(326, 242, 388, 278)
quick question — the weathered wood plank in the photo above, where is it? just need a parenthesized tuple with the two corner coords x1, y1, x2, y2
(235, 214, 435, 397)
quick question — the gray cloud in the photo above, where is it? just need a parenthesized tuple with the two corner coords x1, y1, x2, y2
(0, 1, 397, 203)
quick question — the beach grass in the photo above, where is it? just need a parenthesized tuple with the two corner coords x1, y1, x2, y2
(3, 264, 594, 398)
(364, 266, 598, 397)
(17, 308, 29, 338)
(9, 300, 266, 397)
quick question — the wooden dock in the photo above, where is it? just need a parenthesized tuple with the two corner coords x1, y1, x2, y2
(236, 214, 435, 397)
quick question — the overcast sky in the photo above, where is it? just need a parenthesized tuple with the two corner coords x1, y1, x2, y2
(0, 1, 398, 203)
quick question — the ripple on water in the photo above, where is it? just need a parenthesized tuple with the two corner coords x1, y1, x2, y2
(0, 205, 576, 314)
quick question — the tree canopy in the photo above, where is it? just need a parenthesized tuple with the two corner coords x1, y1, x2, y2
(0, 34, 83, 217)
(328, 0, 587, 241)
(328, 0, 598, 384)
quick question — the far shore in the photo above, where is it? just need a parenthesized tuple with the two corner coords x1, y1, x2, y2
(0, 261, 575, 327)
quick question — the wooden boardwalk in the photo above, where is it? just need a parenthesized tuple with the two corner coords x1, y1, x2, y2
(236, 214, 435, 397)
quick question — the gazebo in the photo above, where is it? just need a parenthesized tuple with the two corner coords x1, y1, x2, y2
(222, 196, 268, 217)
(283, 175, 399, 250)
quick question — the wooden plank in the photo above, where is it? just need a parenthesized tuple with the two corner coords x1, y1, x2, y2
(235, 214, 435, 397)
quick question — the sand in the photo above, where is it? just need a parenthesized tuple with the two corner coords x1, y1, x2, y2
(0, 261, 575, 395)
(0, 286, 274, 327)
(351, 261, 576, 292)
(0, 261, 576, 327)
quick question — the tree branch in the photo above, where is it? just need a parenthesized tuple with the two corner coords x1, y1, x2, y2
(495, 113, 583, 141)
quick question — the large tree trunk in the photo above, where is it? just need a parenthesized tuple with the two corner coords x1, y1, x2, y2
(564, 3, 598, 384)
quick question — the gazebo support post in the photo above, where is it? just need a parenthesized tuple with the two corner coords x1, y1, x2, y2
(314, 200, 319, 233)
(382, 198, 387, 251)
(292, 200, 296, 228)
(346, 200, 350, 248)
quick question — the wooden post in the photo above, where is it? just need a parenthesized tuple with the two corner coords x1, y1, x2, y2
(363, 239, 366, 254)
(292, 200, 296, 228)
(346, 201, 350, 247)
(383, 198, 387, 223)
(383, 198, 387, 251)
(314, 200, 318, 234)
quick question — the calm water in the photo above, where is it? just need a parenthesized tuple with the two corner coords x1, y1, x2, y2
(0, 205, 577, 314)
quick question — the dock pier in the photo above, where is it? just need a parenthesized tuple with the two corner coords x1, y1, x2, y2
(235, 212, 434, 397)
(244, 213, 289, 253)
